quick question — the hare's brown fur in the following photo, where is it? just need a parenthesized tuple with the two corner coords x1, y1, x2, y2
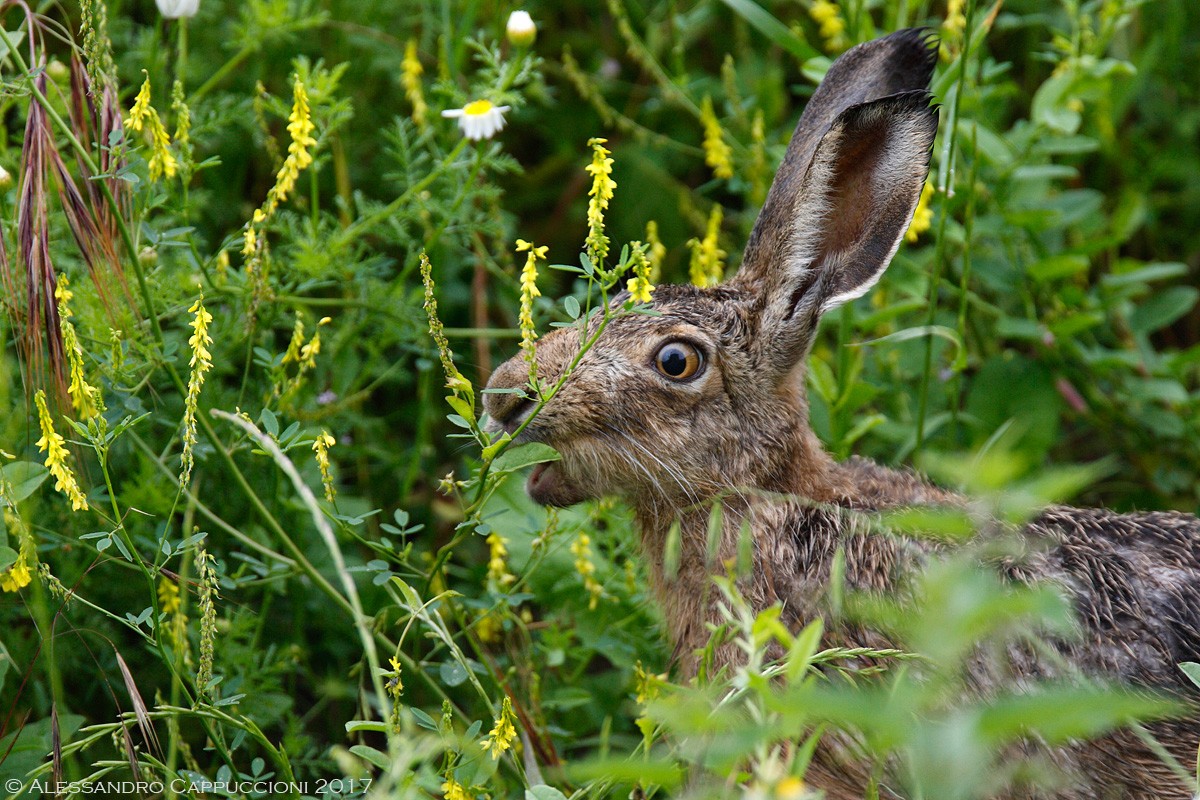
(484, 29, 1200, 799)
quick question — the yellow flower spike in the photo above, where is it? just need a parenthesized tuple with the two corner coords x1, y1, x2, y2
(905, 180, 935, 243)
(687, 206, 726, 288)
(625, 242, 655, 304)
(515, 238, 548, 378)
(126, 73, 177, 181)
(126, 74, 153, 132)
(34, 390, 88, 512)
(941, 0, 967, 60)
(180, 295, 213, 489)
(312, 431, 336, 503)
(401, 39, 428, 128)
(486, 532, 516, 591)
(158, 577, 181, 615)
(56, 277, 102, 419)
(584, 137, 617, 267)
(700, 96, 734, 180)
(809, 0, 848, 53)
(569, 532, 603, 610)
(644, 220, 666, 283)
(147, 113, 178, 181)
(267, 76, 317, 212)
(480, 696, 519, 759)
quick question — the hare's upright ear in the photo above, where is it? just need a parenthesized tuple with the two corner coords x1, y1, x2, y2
(732, 29, 938, 377)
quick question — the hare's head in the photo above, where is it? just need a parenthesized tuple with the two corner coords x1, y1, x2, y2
(484, 29, 939, 512)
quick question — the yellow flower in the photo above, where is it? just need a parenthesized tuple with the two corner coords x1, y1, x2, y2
(515, 238, 547, 374)
(402, 40, 428, 127)
(905, 180, 935, 243)
(34, 390, 88, 511)
(126, 75, 152, 131)
(147, 114, 178, 181)
(441, 99, 511, 141)
(687, 206, 726, 288)
(776, 777, 808, 800)
(569, 532, 603, 610)
(0, 558, 30, 593)
(584, 137, 616, 267)
(56, 277, 102, 419)
(476, 612, 502, 643)
(180, 295, 213, 488)
(126, 74, 177, 181)
(387, 655, 404, 698)
(700, 96, 734, 180)
(644, 220, 666, 282)
(266, 77, 317, 213)
(480, 696, 518, 759)
(441, 778, 473, 800)
(633, 660, 667, 743)
(158, 577, 181, 615)
(625, 242, 655, 304)
(1, 504, 35, 593)
(312, 431, 336, 503)
(486, 532, 516, 591)
(941, 0, 967, 60)
(809, 0, 847, 53)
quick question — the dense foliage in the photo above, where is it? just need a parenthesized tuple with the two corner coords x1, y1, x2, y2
(1, 0, 1198, 798)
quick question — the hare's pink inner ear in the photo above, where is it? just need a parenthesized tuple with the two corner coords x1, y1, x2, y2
(750, 92, 938, 375)
(736, 29, 937, 288)
(806, 93, 939, 312)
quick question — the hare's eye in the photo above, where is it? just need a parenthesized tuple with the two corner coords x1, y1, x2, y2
(655, 341, 703, 381)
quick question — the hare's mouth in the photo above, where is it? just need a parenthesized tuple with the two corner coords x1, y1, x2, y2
(528, 461, 589, 507)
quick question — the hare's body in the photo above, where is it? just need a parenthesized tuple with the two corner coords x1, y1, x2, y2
(484, 28, 1200, 799)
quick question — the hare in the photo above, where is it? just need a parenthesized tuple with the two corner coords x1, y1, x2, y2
(483, 28, 1200, 799)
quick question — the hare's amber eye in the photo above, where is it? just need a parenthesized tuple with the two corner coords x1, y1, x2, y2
(655, 341, 703, 380)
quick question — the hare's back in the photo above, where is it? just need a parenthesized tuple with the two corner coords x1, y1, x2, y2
(1027, 506, 1200, 692)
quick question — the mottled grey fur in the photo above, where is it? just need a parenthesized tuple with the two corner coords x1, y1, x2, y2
(483, 29, 1200, 799)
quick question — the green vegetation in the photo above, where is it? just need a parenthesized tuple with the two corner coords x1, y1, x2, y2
(1, 0, 1197, 798)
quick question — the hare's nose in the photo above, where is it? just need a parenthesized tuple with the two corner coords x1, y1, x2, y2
(483, 357, 535, 431)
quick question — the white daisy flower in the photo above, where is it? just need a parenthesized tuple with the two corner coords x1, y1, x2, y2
(506, 10, 537, 47)
(442, 100, 511, 141)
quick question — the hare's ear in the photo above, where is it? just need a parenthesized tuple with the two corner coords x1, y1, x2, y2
(744, 94, 938, 374)
(732, 33, 938, 378)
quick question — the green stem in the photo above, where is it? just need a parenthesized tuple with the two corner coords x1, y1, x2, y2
(188, 45, 253, 104)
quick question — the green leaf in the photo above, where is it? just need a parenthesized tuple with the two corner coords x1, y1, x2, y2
(526, 787, 569, 800)
(0, 462, 49, 503)
(1027, 254, 1088, 282)
(349, 744, 390, 769)
(492, 442, 560, 473)
(344, 719, 390, 733)
(409, 706, 439, 731)
(717, 0, 818, 61)
(0, 545, 17, 571)
(1130, 286, 1199, 335)
(445, 394, 475, 422)
(440, 660, 469, 687)
(260, 407, 279, 437)
(1102, 262, 1187, 288)
(1178, 662, 1200, 690)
